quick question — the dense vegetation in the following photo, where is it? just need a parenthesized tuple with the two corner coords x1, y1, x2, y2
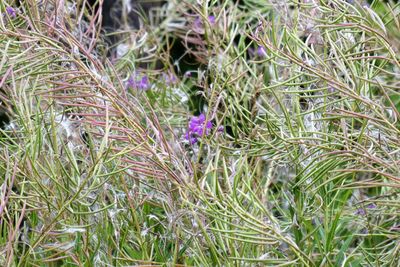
(0, 0, 399, 266)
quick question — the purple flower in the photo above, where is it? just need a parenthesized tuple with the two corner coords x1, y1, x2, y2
(194, 15, 216, 31)
(184, 113, 213, 144)
(248, 46, 267, 59)
(355, 203, 376, 216)
(163, 71, 178, 85)
(184, 132, 198, 145)
(6, 7, 16, 18)
(127, 74, 150, 90)
(355, 208, 366, 216)
(194, 17, 203, 30)
(257, 46, 267, 58)
(208, 15, 216, 25)
(138, 76, 150, 90)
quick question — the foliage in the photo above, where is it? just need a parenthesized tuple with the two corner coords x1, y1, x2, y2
(0, 0, 399, 266)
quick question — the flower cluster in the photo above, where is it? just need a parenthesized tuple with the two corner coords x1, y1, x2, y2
(127, 74, 150, 90)
(6, 7, 16, 18)
(355, 203, 376, 216)
(163, 71, 178, 86)
(185, 113, 212, 144)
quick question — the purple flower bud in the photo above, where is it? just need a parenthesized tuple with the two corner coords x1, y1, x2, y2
(185, 132, 198, 145)
(355, 203, 376, 216)
(208, 15, 216, 25)
(6, 7, 16, 18)
(138, 76, 150, 90)
(194, 17, 203, 30)
(257, 46, 267, 58)
(355, 208, 366, 216)
(127, 77, 135, 88)
(194, 15, 216, 31)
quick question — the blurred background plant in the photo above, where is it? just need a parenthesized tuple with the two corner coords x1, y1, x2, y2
(0, 0, 399, 266)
